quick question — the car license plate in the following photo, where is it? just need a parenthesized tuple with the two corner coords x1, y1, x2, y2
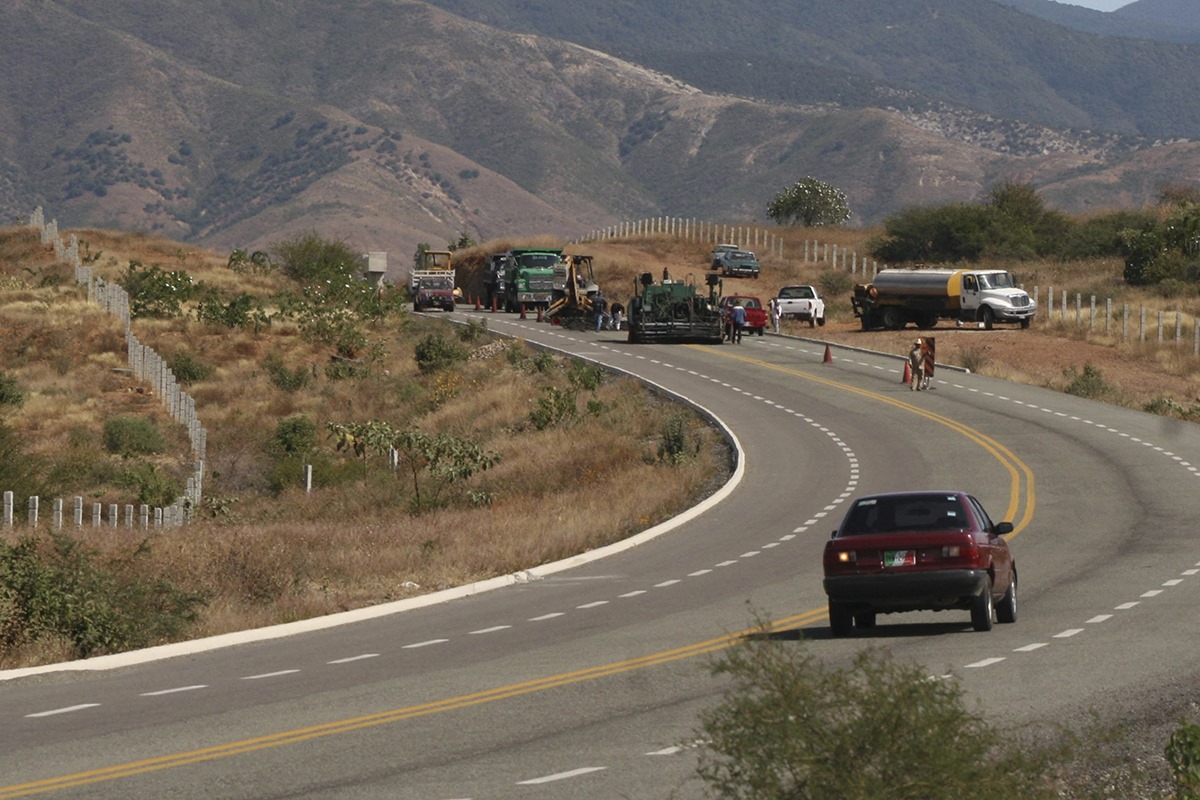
(884, 550, 916, 567)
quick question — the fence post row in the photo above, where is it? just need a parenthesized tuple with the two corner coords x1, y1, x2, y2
(4, 207, 207, 531)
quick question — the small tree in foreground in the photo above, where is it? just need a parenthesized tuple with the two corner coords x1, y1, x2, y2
(695, 633, 1061, 800)
(766, 177, 851, 227)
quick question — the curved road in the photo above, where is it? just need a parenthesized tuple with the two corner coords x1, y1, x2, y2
(2, 311, 1198, 798)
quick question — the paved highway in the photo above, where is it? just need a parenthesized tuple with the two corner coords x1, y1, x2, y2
(1, 311, 1198, 798)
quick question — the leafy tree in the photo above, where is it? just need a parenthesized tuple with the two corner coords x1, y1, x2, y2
(696, 632, 1061, 800)
(766, 177, 851, 227)
(413, 242, 431, 269)
(869, 203, 993, 263)
(447, 231, 476, 251)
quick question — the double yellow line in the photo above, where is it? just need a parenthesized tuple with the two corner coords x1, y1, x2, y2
(2, 348, 1034, 797)
(0, 608, 830, 798)
(706, 345, 1036, 536)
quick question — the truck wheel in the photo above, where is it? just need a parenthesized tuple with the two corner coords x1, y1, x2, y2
(918, 312, 938, 329)
(980, 307, 995, 330)
(881, 307, 904, 330)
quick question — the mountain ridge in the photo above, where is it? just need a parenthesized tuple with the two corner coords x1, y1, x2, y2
(1, 0, 1197, 261)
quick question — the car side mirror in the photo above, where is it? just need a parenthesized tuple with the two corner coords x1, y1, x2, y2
(994, 521, 1014, 535)
(830, 530, 838, 539)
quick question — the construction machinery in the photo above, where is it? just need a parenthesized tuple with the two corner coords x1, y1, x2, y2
(544, 254, 601, 329)
(626, 271, 724, 344)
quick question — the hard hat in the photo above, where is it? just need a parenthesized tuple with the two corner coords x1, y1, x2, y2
(914, 338, 922, 345)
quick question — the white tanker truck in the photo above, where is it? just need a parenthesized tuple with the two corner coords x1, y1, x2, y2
(852, 268, 1036, 331)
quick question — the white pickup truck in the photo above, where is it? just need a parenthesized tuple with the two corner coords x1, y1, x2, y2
(774, 285, 825, 327)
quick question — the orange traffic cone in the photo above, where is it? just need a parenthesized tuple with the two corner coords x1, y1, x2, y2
(519, 304, 527, 319)
(536, 305, 544, 322)
(823, 344, 832, 364)
(491, 296, 498, 312)
(902, 361, 912, 384)
(474, 295, 481, 311)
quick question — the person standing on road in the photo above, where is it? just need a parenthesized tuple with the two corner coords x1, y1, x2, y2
(770, 298, 782, 334)
(730, 301, 747, 344)
(908, 338, 925, 391)
(593, 292, 609, 332)
(609, 302, 624, 331)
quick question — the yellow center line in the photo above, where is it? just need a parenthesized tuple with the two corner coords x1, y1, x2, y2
(1, 346, 1035, 797)
(0, 610, 829, 797)
(694, 345, 1036, 537)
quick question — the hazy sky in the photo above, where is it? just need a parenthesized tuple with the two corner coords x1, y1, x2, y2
(1057, 0, 1130, 10)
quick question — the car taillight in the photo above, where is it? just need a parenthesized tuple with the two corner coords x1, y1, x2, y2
(941, 542, 979, 559)
(836, 551, 856, 564)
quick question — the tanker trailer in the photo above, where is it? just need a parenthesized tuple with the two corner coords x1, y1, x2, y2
(852, 268, 1036, 331)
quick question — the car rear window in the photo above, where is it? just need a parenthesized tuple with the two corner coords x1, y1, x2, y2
(839, 494, 968, 535)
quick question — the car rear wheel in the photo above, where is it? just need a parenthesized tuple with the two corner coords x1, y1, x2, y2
(971, 582, 995, 631)
(828, 602, 853, 637)
(996, 569, 1017, 624)
(854, 611, 876, 629)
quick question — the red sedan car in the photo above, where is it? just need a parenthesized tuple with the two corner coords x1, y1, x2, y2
(822, 490, 1017, 636)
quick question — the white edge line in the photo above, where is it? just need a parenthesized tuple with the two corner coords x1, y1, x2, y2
(0, 366, 745, 681)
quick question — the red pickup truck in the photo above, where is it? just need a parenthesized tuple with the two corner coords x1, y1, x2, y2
(718, 294, 768, 338)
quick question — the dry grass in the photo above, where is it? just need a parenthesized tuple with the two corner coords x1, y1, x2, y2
(6, 219, 1200, 668)
(0, 225, 730, 667)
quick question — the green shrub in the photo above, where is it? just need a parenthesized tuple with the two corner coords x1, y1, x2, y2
(816, 269, 853, 298)
(458, 318, 488, 342)
(0, 531, 204, 659)
(1063, 363, 1113, 400)
(696, 632, 1061, 800)
(116, 462, 183, 507)
(270, 416, 318, 456)
(195, 290, 269, 329)
(1166, 721, 1200, 799)
(265, 354, 312, 392)
(167, 352, 214, 384)
(118, 260, 199, 319)
(529, 386, 577, 430)
(0, 419, 46, 499)
(0, 372, 24, 407)
(414, 333, 467, 373)
(567, 359, 605, 391)
(658, 413, 693, 465)
(103, 415, 166, 456)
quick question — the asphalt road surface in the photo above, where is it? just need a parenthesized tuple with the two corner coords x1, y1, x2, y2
(2, 309, 1198, 799)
